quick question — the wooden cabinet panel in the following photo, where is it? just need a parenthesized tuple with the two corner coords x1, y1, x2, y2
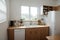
(7, 29, 14, 40)
(26, 28, 36, 40)
(25, 27, 49, 40)
(39, 27, 49, 40)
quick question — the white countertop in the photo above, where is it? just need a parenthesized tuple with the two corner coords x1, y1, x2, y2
(8, 25, 49, 29)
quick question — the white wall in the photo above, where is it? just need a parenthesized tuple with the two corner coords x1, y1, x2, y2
(56, 0, 60, 5)
(0, 0, 9, 40)
(52, 0, 57, 6)
(54, 0, 60, 6)
(10, 0, 56, 20)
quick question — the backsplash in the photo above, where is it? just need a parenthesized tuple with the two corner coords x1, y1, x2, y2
(9, 19, 46, 27)
(23, 21, 38, 26)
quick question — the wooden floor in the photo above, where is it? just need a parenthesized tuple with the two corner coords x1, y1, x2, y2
(46, 35, 60, 40)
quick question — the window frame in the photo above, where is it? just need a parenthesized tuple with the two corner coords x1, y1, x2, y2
(21, 6, 39, 21)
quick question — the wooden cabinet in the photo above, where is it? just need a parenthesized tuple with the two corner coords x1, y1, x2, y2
(25, 28, 40, 40)
(7, 29, 14, 40)
(25, 27, 49, 40)
(43, 6, 53, 15)
(8, 27, 49, 40)
(43, 5, 57, 15)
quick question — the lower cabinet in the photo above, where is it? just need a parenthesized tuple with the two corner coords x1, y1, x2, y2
(8, 27, 49, 40)
(25, 28, 40, 40)
(25, 27, 49, 40)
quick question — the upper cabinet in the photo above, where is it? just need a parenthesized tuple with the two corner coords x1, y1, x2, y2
(43, 5, 57, 15)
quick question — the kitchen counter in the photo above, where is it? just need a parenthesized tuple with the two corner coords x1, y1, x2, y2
(8, 25, 49, 40)
(8, 25, 49, 29)
(46, 35, 60, 40)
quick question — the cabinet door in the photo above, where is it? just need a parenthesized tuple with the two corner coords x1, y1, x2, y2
(25, 28, 41, 40)
(14, 29, 25, 40)
(8, 29, 14, 40)
(39, 27, 49, 40)
(25, 27, 49, 40)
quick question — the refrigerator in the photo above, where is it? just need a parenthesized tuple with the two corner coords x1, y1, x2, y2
(48, 11, 60, 35)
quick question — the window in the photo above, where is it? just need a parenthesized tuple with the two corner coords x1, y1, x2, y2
(21, 6, 38, 20)
(30, 7, 37, 20)
(0, 0, 6, 23)
(21, 6, 29, 20)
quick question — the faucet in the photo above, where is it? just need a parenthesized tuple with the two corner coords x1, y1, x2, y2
(30, 21, 32, 25)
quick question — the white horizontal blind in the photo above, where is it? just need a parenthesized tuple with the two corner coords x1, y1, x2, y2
(0, 0, 6, 23)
